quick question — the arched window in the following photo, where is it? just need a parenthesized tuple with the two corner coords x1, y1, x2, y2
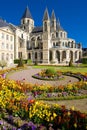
(52, 33, 55, 38)
(44, 22, 47, 31)
(35, 52, 37, 59)
(56, 32, 58, 37)
(27, 20, 29, 24)
(60, 32, 62, 38)
(51, 21, 54, 27)
(28, 53, 31, 59)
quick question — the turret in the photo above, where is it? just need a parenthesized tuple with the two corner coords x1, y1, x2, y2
(43, 8, 50, 33)
(51, 10, 56, 31)
(21, 6, 34, 33)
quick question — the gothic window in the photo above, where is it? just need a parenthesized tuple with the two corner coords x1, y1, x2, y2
(20, 42, 23, 48)
(62, 42, 64, 46)
(44, 22, 47, 31)
(23, 19, 25, 24)
(53, 42, 55, 47)
(51, 21, 54, 27)
(21, 34, 23, 38)
(56, 42, 59, 46)
(64, 33, 66, 38)
(28, 53, 31, 59)
(35, 52, 37, 59)
(56, 32, 58, 37)
(60, 32, 62, 38)
(52, 33, 55, 38)
(65, 42, 67, 47)
(62, 51, 66, 60)
(27, 20, 29, 24)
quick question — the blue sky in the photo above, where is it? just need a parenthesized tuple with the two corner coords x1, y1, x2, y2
(0, 0, 87, 48)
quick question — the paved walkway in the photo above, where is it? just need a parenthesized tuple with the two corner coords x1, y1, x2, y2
(8, 68, 79, 86)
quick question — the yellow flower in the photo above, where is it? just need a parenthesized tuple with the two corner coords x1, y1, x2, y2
(74, 123, 77, 128)
(71, 106, 75, 111)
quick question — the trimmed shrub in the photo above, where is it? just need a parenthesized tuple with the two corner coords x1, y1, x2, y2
(14, 59, 27, 64)
(45, 68, 57, 76)
(82, 58, 87, 64)
(27, 59, 33, 65)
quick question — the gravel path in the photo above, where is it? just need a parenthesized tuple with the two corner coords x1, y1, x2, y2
(45, 99, 87, 113)
(8, 68, 79, 86)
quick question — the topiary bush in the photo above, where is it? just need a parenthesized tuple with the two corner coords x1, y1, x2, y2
(82, 58, 87, 64)
(45, 68, 57, 76)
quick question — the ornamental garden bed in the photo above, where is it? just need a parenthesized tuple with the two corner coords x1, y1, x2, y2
(32, 68, 64, 81)
(0, 67, 87, 130)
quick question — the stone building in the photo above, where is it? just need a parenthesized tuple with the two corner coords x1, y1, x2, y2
(0, 7, 82, 65)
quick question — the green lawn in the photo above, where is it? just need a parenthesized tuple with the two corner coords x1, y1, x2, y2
(33, 65, 87, 74)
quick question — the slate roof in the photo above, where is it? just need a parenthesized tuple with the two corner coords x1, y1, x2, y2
(43, 8, 50, 21)
(56, 19, 64, 31)
(51, 10, 56, 20)
(22, 6, 33, 19)
(32, 26, 43, 33)
(0, 18, 9, 27)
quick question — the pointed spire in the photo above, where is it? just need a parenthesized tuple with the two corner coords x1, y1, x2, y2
(51, 10, 56, 20)
(22, 6, 33, 19)
(43, 8, 50, 21)
(57, 18, 64, 31)
(57, 18, 60, 26)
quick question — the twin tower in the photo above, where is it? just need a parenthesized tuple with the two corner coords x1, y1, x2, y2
(21, 6, 60, 33)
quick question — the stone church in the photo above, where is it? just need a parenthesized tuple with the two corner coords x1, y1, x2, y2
(0, 7, 82, 65)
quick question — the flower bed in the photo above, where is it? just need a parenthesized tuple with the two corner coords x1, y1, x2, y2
(32, 68, 64, 81)
(0, 68, 87, 129)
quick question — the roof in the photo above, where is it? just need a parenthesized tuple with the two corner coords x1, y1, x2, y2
(56, 19, 64, 31)
(0, 18, 9, 28)
(51, 10, 56, 20)
(22, 6, 33, 19)
(43, 8, 50, 21)
(32, 26, 43, 33)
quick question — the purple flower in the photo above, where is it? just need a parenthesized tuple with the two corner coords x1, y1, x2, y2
(12, 128, 17, 130)
(3, 126, 7, 130)
(0, 120, 3, 125)
(28, 121, 36, 130)
(8, 115, 13, 123)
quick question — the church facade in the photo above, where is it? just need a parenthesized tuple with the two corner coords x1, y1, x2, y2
(0, 7, 82, 66)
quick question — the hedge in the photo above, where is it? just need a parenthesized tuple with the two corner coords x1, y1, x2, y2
(14, 59, 28, 64)
(82, 58, 87, 64)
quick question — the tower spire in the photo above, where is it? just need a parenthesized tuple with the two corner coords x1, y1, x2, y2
(22, 6, 33, 19)
(51, 10, 56, 20)
(43, 8, 50, 21)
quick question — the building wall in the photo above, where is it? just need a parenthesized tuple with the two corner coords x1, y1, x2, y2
(0, 27, 14, 66)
